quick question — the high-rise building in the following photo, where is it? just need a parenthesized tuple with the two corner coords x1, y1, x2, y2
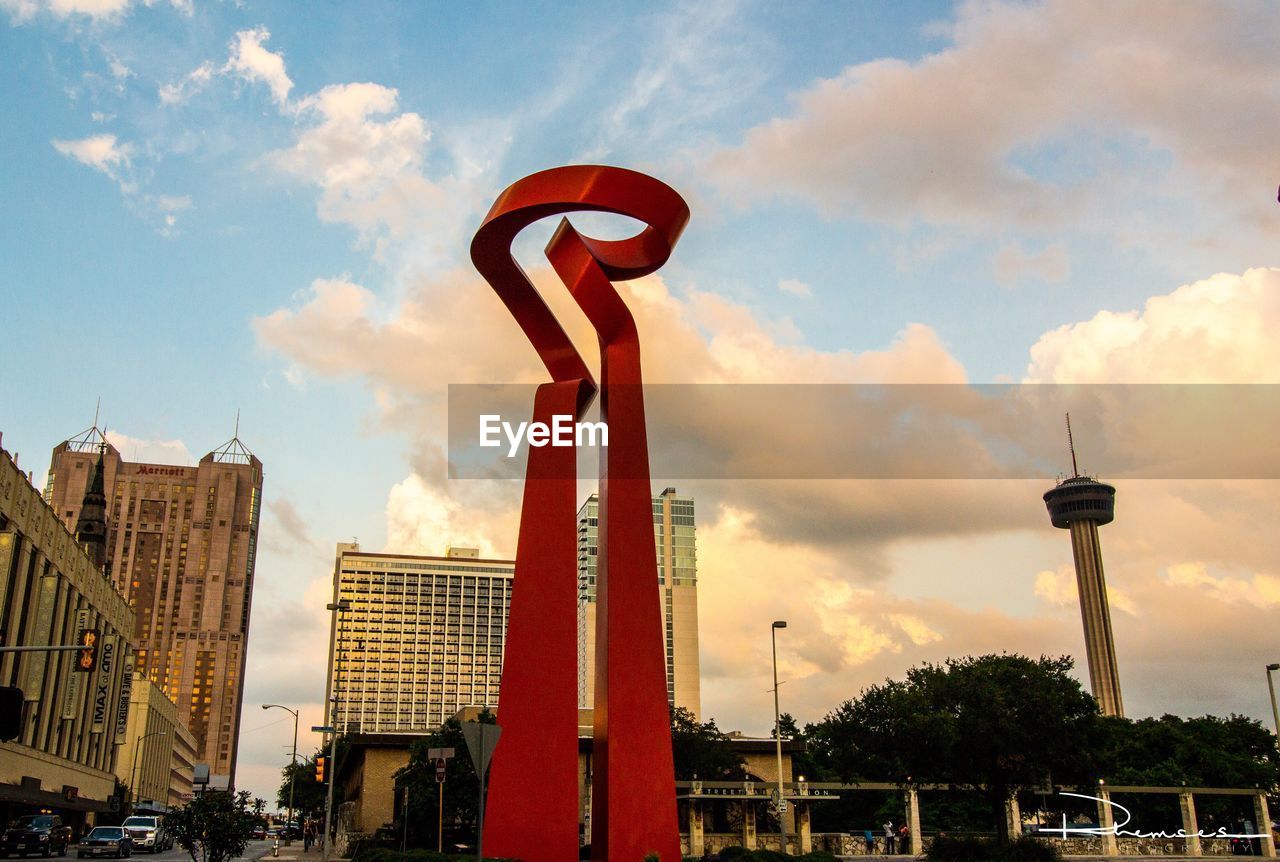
(577, 487, 700, 717)
(325, 544, 513, 733)
(1043, 424, 1123, 718)
(1, 437, 135, 829)
(46, 424, 263, 788)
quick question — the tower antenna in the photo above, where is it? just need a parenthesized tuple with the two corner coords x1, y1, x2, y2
(93, 397, 101, 430)
(1065, 413, 1079, 478)
(235, 408, 240, 439)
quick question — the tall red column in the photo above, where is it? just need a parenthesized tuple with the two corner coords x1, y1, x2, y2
(471, 165, 689, 862)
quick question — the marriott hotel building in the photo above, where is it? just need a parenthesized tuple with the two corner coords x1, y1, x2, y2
(325, 488, 701, 731)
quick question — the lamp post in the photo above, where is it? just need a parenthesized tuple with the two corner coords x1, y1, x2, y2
(263, 704, 299, 844)
(129, 730, 168, 814)
(771, 620, 789, 854)
(1266, 664, 1280, 754)
(322, 599, 350, 862)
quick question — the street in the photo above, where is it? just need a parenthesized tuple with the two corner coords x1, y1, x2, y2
(67, 839, 279, 862)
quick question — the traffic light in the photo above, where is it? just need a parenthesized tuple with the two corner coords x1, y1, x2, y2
(0, 686, 23, 741)
(315, 756, 325, 783)
(75, 628, 98, 673)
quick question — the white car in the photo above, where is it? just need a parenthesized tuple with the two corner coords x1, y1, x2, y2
(118, 820, 168, 855)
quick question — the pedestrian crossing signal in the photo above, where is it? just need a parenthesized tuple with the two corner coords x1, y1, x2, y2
(315, 756, 325, 782)
(76, 629, 98, 673)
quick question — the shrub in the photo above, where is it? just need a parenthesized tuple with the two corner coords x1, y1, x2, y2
(797, 853, 839, 862)
(927, 835, 1061, 862)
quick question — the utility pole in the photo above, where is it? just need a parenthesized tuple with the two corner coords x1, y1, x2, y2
(771, 620, 789, 854)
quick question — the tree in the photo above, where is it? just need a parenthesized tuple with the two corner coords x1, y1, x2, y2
(816, 654, 1100, 844)
(278, 741, 347, 819)
(670, 707, 747, 781)
(168, 790, 257, 862)
(395, 710, 498, 849)
(1092, 713, 1280, 827)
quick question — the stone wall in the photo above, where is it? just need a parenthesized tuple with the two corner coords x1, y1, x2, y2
(683, 832, 1245, 856)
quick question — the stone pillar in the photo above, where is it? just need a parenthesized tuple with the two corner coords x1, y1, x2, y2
(906, 787, 923, 856)
(1096, 790, 1119, 856)
(689, 800, 705, 858)
(1179, 791, 1202, 857)
(743, 801, 757, 850)
(1254, 792, 1275, 858)
(797, 802, 812, 854)
(1004, 794, 1021, 841)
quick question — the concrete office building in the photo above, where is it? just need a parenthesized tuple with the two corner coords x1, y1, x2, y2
(46, 424, 263, 788)
(1043, 443, 1124, 717)
(0, 437, 134, 829)
(114, 673, 197, 810)
(325, 544, 513, 733)
(577, 487, 701, 717)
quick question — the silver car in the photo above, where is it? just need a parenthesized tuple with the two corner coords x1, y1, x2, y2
(76, 828, 131, 859)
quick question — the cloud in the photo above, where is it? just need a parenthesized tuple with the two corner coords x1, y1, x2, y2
(52, 133, 132, 181)
(224, 27, 293, 107)
(159, 60, 215, 106)
(707, 1, 1280, 242)
(1162, 561, 1280, 608)
(1035, 565, 1138, 616)
(51, 134, 193, 233)
(1, 0, 188, 21)
(265, 83, 494, 263)
(778, 278, 812, 298)
(1025, 268, 1280, 383)
(104, 430, 194, 465)
(263, 498, 319, 555)
(993, 243, 1069, 286)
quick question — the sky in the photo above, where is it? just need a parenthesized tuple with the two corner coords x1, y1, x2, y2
(2, 0, 1279, 810)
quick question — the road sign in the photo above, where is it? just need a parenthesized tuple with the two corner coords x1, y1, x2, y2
(461, 722, 501, 778)
(435, 758, 447, 783)
(426, 747, 455, 760)
(312, 725, 335, 733)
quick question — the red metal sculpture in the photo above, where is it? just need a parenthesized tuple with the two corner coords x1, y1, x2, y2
(471, 165, 689, 862)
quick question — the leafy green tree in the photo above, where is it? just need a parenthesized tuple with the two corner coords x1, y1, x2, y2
(278, 740, 348, 819)
(815, 654, 1100, 844)
(671, 707, 747, 781)
(395, 710, 497, 849)
(168, 790, 257, 862)
(1091, 713, 1280, 827)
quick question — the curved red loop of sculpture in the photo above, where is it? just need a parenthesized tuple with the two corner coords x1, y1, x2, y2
(471, 165, 688, 862)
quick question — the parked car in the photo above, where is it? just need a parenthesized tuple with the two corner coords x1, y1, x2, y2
(2, 815, 72, 858)
(76, 828, 131, 859)
(249, 827, 266, 841)
(119, 818, 169, 854)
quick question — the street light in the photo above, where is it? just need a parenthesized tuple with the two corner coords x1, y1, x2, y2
(130, 730, 168, 813)
(771, 620, 789, 854)
(322, 599, 351, 862)
(262, 704, 299, 844)
(1266, 664, 1280, 754)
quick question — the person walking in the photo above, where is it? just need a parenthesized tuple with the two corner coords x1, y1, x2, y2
(303, 822, 314, 852)
(884, 820, 896, 854)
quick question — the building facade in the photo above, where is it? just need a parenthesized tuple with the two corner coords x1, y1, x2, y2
(0, 439, 134, 831)
(325, 544, 513, 733)
(114, 673, 197, 811)
(46, 426, 263, 788)
(577, 487, 700, 717)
